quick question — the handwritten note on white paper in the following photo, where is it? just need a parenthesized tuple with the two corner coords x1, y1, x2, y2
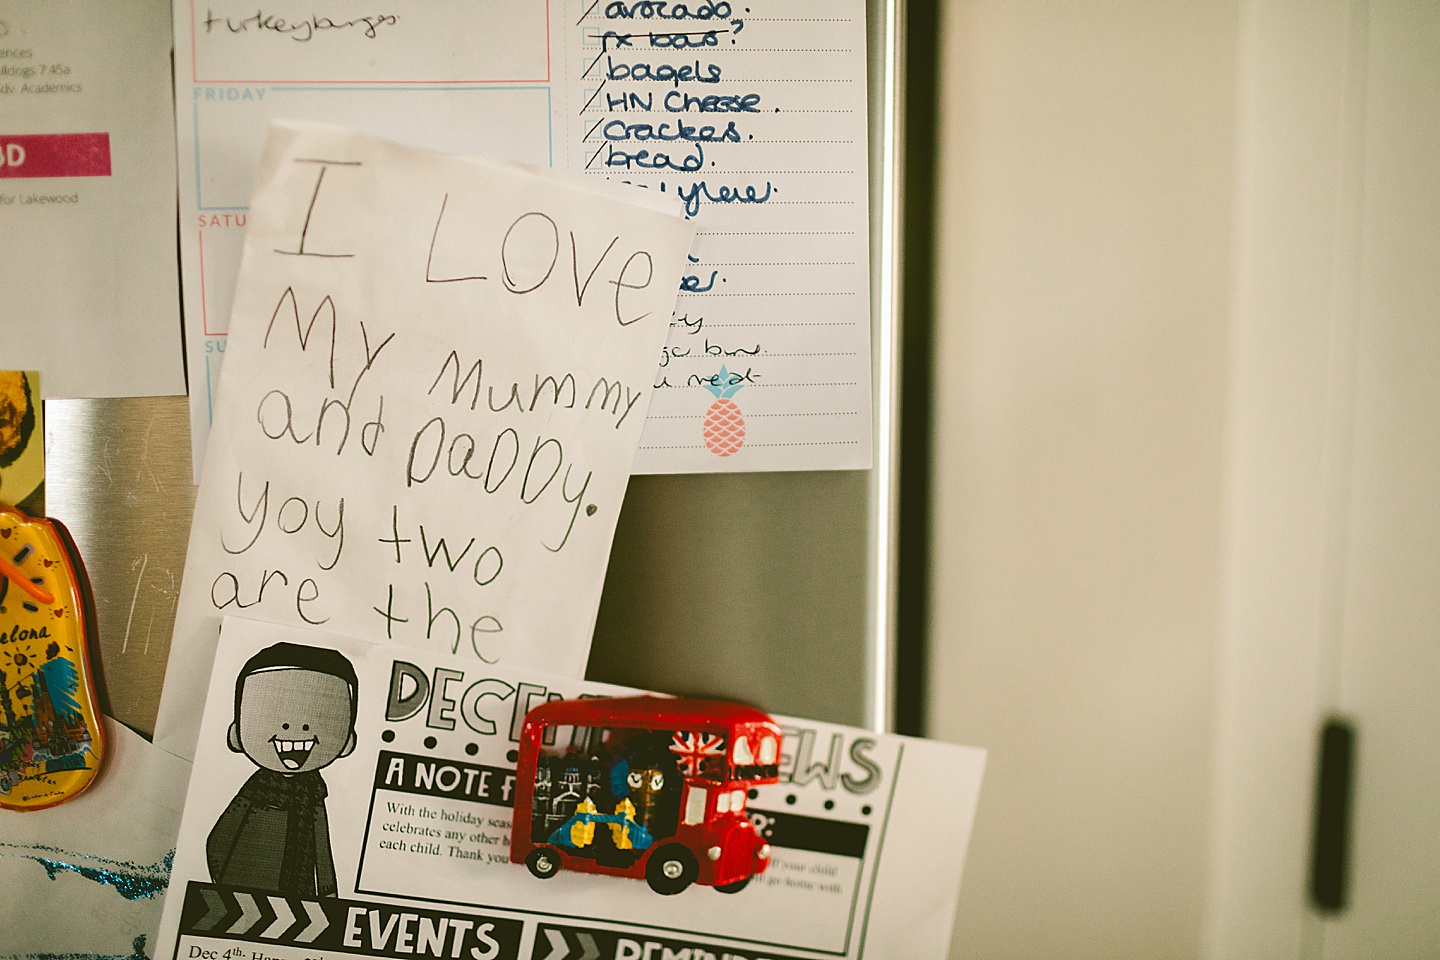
(154, 122, 693, 761)
(176, 0, 873, 475)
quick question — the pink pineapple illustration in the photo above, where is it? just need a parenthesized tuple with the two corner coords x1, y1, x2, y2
(702, 366, 746, 457)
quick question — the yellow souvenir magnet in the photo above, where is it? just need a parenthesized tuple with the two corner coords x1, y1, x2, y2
(0, 504, 106, 810)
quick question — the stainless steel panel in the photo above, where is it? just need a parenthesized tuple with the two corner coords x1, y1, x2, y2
(29, 0, 905, 737)
(589, 472, 871, 726)
(44, 397, 195, 737)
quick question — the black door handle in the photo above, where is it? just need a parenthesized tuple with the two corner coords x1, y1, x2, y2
(1309, 717, 1356, 913)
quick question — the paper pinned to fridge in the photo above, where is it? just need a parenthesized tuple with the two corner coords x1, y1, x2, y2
(154, 122, 694, 761)
(154, 616, 986, 960)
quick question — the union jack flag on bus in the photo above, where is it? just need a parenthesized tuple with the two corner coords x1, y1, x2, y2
(669, 731, 726, 777)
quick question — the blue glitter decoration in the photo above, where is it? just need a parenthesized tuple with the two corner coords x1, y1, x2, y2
(27, 853, 169, 900)
(0, 843, 173, 900)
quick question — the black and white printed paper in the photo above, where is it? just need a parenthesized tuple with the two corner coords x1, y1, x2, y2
(154, 617, 985, 960)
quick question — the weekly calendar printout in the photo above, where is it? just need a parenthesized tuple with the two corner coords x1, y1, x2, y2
(177, 0, 873, 476)
(154, 617, 986, 960)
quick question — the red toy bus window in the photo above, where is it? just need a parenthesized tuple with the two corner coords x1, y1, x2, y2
(683, 785, 708, 825)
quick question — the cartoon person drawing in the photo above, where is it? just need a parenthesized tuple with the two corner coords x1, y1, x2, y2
(205, 642, 358, 897)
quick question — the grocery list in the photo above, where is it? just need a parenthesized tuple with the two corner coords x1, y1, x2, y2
(566, 3, 874, 472)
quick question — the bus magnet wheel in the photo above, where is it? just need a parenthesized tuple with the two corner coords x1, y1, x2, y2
(526, 847, 561, 880)
(646, 844, 698, 895)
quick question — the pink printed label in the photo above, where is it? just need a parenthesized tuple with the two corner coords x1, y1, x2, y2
(0, 133, 111, 179)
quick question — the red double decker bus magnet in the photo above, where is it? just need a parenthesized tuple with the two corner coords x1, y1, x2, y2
(511, 696, 781, 895)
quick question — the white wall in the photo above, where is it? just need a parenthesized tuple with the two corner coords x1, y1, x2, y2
(927, 2, 1440, 957)
(1204, 3, 1361, 956)
(928, 3, 1240, 956)
(1311, 5, 1440, 955)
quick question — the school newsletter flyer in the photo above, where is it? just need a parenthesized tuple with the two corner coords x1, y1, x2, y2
(154, 617, 985, 960)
